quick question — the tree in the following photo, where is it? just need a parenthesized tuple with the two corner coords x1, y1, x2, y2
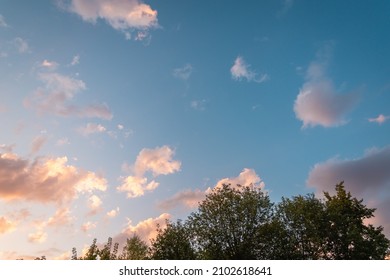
(150, 220, 196, 260)
(83, 238, 99, 260)
(323, 182, 389, 259)
(99, 237, 119, 260)
(275, 193, 327, 259)
(187, 184, 273, 259)
(120, 234, 149, 260)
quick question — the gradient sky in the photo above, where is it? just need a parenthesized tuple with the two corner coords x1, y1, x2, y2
(1, 0, 390, 259)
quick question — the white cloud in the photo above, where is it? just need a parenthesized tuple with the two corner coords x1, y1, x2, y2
(230, 56, 269, 83)
(56, 138, 70, 146)
(133, 145, 181, 177)
(117, 146, 181, 198)
(78, 123, 107, 136)
(0, 152, 107, 204)
(117, 175, 159, 198)
(24, 72, 113, 120)
(190, 99, 207, 111)
(294, 53, 359, 128)
(65, 0, 158, 40)
(215, 168, 265, 190)
(173, 64, 193, 80)
(14, 37, 30, 53)
(87, 195, 102, 215)
(71, 55, 80, 66)
(41, 59, 59, 70)
(106, 207, 119, 218)
(369, 114, 389, 125)
(0, 15, 8, 27)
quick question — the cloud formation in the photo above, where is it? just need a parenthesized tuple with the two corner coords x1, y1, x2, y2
(230, 56, 269, 83)
(14, 37, 30, 53)
(369, 114, 389, 125)
(41, 59, 59, 70)
(0, 14, 7, 27)
(30, 135, 47, 154)
(0, 216, 16, 235)
(159, 168, 264, 210)
(114, 213, 171, 245)
(78, 123, 107, 136)
(0, 152, 107, 204)
(28, 231, 48, 243)
(294, 56, 359, 128)
(117, 146, 181, 198)
(173, 64, 193, 80)
(24, 72, 113, 120)
(106, 207, 120, 218)
(87, 195, 103, 215)
(307, 146, 390, 237)
(65, 0, 158, 40)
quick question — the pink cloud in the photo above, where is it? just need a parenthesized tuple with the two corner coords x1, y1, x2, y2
(0, 152, 107, 204)
(230, 56, 269, 83)
(294, 56, 359, 128)
(369, 114, 389, 124)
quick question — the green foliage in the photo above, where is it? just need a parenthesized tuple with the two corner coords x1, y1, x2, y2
(150, 220, 196, 260)
(188, 184, 273, 259)
(72, 182, 390, 260)
(120, 234, 149, 260)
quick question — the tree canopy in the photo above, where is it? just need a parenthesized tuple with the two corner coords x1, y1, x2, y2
(71, 182, 389, 260)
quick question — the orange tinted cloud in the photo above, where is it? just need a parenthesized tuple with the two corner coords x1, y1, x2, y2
(0, 152, 107, 204)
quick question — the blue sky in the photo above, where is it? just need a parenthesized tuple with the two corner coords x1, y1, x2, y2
(1, 0, 390, 259)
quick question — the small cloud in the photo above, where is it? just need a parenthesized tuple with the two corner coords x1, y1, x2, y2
(56, 137, 70, 146)
(368, 114, 389, 125)
(87, 195, 102, 216)
(81, 221, 96, 233)
(230, 56, 269, 83)
(78, 123, 106, 136)
(294, 47, 359, 128)
(28, 231, 47, 243)
(117, 124, 124, 130)
(13, 37, 30, 53)
(64, 0, 159, 40)
(41, 59, 59, 70)
(71, 55, 80, 66)
(277, 0, 294, 17)
(106, 207, 120, 218)
(30, 135, 47, 154)
(173, 64, 193, 80)
(0, 14, 8, 27)
(190, 99, 207, 111)
(47, 207, 73, 227)
(117, 175, 159, 198)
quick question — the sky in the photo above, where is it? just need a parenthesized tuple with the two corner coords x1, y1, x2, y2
(0, 0, 389, 259)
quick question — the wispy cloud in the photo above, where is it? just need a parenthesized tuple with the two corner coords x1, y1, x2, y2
(294, 48, 359, 128)
(30, 135, 47, 154)
(81, 221, 97, 233)
(230, 56, 269, 83)
(71, 55, 80, 66)
(78, 123, 107, 136)
(63, 0, 158, 41)
(277, 0, 294, 17)
(117, 146, 181, 198)
(190, 99, 207, 111)
(28, 231, 47, 243)
(13, 37, 30, 53)
(173, 64, 193, 80)
(24, 72, 113, 120)
(0, 14, 8, 28)
(369, 114, 389, 125)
